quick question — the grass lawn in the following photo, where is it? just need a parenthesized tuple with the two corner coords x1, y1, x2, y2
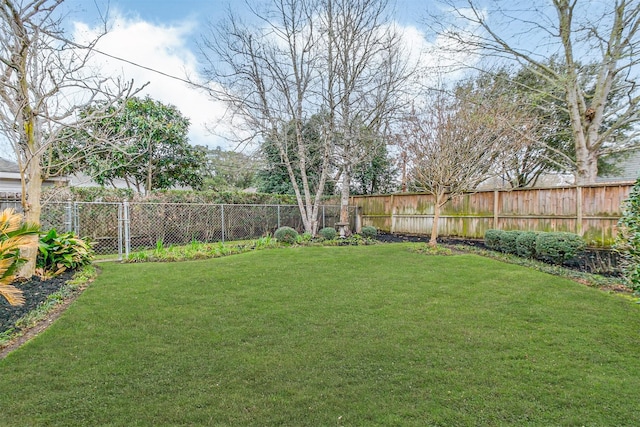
(1, 244, 639, 426)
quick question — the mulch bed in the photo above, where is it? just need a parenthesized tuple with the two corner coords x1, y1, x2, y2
(1, 270, 75, 336)
(375, 232, 622, 276)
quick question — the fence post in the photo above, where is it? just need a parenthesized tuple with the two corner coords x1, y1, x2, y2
(493, 190, 500, 229)
(117, 203, 123, 261)
(221, 204, 225, 243)
(277, 205, 281, 229)
(65, 199, 73, 232)
(123, 200, 130, 259)
(390, 194, 396, 233)
(322, 206, 325, 229)
(73, 202, 79, 234)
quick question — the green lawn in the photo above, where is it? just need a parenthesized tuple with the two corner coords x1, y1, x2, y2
(2, 244, 639, 426)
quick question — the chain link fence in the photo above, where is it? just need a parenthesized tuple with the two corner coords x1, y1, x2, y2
(40, 201, 357, 260)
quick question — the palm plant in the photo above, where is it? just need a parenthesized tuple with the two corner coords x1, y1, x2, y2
(0, 209, 40, 306)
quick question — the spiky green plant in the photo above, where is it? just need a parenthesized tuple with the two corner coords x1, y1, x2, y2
(0, 209, 40, 306)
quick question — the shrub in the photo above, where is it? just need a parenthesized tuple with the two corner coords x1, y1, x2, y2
(274, 226, 299, 244)
(498, 230, 522, 255)
(0, 209, 39, 306)
(319, 227, 337, 240)
(535, 232, 586, 265)
(360, 226, 377, 239)
(37, 229, 94, 275)
(615, 177, 640, 290)
(484, 229, 503, 251)
(516, 231, 538, 258)
(297, 232, 313, 243)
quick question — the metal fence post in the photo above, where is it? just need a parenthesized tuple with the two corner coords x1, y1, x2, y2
(73, 202, 79, 234)
(65, 200, 73, 232)
(221, 204, 225, 243)
(322, 206, 325, 229)
(123, 200, 130, 258)
(117, 203, 123, 261)
(277, 205, 281, 228)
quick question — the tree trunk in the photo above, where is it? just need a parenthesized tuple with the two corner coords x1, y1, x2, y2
(429, 192, 445, 247)
(21, 154, 43, 278)
(340, 167, 350, 232)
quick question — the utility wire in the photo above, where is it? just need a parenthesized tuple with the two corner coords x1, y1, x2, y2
(62, 35, 215, 93)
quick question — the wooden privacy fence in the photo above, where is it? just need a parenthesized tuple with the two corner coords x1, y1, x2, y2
(350, 182, 635, 247)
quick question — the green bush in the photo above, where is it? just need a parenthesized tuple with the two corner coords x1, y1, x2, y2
(615, 177, 640, 290)
(274, 226, 299, 244)
(484, 229, 503, 251)
(319, 227, 337, 240)
(498, 230, 522, 255)
(535, 232, 585, 265)
(37, 229, 94, 274)
(516, 231, 538, 258)
(360, 226, 377, 239)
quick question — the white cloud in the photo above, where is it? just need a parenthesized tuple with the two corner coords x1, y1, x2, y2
(72, 13, 232, 149)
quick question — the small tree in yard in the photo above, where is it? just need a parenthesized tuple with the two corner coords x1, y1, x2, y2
(400, 89, 526, 246)
(616, 177, 640, 291)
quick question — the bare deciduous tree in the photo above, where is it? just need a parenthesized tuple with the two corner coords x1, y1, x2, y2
(427, 0, 640, 184)
(0, 0, 140, 275)
(320, 0, 413, 227)
(199, 0, 413, 234)
(199, 0, 331, 235)
(399, 89, 527, 246)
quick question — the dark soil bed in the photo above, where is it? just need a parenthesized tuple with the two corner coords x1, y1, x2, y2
(375, 232, 622, 276)
(1, 270, 75, 335)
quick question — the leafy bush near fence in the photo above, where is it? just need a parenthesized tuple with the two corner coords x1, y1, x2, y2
(360, 226, 377, 239)
(516, 231, 538, 259)
(535, 232, 586, 265)
(37, 229, 94, 275)
(615, 177, 640, 290)
(498, 230, 521, 255)
(484, 229, 503, 251)
(274, 227, 299, 244)
(486, 229, 585, 265)
(319, 227, 337, 240)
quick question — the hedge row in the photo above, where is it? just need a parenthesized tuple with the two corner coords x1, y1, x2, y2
(43, 187, 299, 205)
(484, 229, 585, 265)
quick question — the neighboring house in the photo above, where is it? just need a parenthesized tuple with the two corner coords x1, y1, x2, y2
(68, 172, 132, 189)
(0, 157, 68, 193)
(597, 150, 640, 183)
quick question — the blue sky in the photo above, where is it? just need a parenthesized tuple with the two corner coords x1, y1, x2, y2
(57, 0, 438, 150)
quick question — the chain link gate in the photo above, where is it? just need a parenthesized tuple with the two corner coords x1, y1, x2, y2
(42, 201, 357, 260)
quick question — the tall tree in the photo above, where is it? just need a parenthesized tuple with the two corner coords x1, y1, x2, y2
(428, 0, 640, 184)
(321, 0, 412, 226)
(199, 0, 413, 233)
(200, 0, 332, 235)
(0, 0, 139, 275)
(54, 97, 204, 193)
(399, 89, 525, 246)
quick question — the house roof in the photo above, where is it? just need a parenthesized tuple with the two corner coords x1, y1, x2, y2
(0, 157, 19, 173)
(597, 150, 640, 182)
